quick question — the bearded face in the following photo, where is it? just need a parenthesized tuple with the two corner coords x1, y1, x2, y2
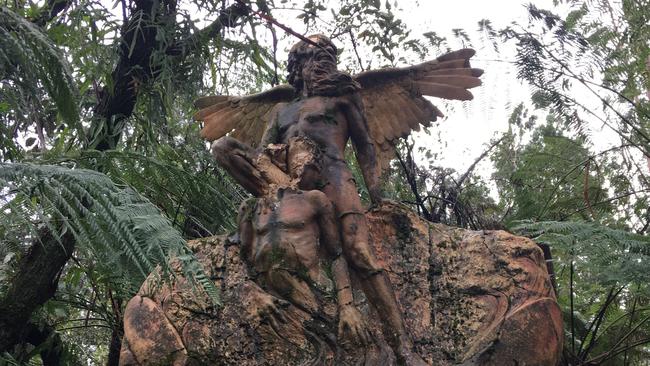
(287, 35, 359, 96)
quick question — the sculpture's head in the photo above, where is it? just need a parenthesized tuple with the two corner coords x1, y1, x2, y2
(287, 34, 359, 96)
(287, 34, 337, 90)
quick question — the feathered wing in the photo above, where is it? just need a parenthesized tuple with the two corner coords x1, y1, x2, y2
(193, 84, 296, 147)
(354, 48, 483, 173)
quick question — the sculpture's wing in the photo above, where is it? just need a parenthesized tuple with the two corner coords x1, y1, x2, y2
(354, 48, 483, 172)
(194, 84, 296, 146)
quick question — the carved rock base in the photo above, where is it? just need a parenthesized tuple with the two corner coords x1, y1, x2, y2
(119, 202, 562, 365)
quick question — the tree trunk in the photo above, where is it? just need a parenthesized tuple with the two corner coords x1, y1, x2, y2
(0, 229, 75, 352)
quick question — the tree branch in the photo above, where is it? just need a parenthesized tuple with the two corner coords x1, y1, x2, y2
(456, 136, 505, 189)
(168, 2, 250, 58)
(89, 0, 249, 151)
(31, 0, 72, 26)
(394, 140, 432, 221)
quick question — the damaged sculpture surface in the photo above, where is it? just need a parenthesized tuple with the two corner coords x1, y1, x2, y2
(119, 203, 563, 365)
(119, 34, 563, 365)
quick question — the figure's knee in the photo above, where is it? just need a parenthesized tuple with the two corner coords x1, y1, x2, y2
(211, 136, 255, 166)
(342, 238, 383, 276)
(211, 137, 231, 163)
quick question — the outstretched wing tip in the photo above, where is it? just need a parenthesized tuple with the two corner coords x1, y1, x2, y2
(437, 48, 476, 62)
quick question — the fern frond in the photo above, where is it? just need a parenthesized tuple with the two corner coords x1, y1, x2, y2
(0, 6, 79, 127)
(0, 163, 220, 303)
(42, 149, 244, 236)
(512, 220, 650, 286)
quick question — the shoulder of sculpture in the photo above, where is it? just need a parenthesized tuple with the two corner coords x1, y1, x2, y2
(335, 92, 363, 109)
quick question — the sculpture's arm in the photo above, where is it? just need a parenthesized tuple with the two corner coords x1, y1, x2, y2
(332, 256, 354, 308)
(237, 199, 290, 330)
(332, 258, 370, 343)
(344, 94, 381, 204)
(308, 191, 352, 308)
(308, 191, 350, 306)
(309, 191, 342, 260)
(310, 192, 354, 304)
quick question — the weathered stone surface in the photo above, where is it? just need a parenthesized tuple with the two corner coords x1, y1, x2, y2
(120, 202, 562, 365)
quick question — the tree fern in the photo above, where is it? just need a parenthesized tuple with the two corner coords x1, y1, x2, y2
(0, 6, 79, 127)
(0, 163, 220, 304)
(513, 220, 650, 285)
(513, 220, 650, 363)
(40, 148, 245, 237)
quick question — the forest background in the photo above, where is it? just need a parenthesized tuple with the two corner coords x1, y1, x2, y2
(0, 0, 649, 364)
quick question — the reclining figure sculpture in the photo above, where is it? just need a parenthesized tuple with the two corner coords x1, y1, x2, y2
(235, 138, 370, 348)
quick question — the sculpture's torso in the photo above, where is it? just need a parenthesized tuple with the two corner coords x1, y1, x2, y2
(276, 95, 352, 162)
(248, 189, 332, 300)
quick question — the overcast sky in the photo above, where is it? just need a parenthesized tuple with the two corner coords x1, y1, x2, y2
(397, 0, 558, 173)
(390, 0, 619, 177)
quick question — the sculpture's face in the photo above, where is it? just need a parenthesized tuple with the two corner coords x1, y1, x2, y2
(287, 35, 338, 90)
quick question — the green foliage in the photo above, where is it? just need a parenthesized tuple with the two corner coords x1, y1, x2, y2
(0, 7, 80, 140)
(41, 149, 244, 237)
(493, 114, 613, 224)
(513, 220, 650, 364)
(515, 220, 650, 286)
(384, 138, 502, 230)
(504, 2, 650, 156)
(0, 163, 220, 302)
(1, 0, 649, 364)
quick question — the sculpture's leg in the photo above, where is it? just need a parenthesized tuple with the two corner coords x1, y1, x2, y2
(211, 136, 266, 196)
(339, 213, 425, 366)
(322, 163, 426, 365)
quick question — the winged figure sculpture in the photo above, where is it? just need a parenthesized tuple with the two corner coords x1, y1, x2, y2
(194, 44, 482, 175)
(194, 34, 482, 366)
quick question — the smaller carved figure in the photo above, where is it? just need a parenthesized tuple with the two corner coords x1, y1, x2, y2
(236, 138, 370, 346)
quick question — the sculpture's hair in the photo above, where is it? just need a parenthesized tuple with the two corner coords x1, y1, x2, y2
(287, 34, 360, 96)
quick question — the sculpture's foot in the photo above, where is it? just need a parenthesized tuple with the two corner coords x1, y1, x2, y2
(394, 339, 427, 366)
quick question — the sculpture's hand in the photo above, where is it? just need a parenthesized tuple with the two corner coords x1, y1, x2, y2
(250, 289, 290, 330)
(338, 304, 371, 346)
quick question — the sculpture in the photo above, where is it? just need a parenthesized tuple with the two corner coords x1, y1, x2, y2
(236, 137, 370, 346)
(119, 33, 563, 366)
(194, 34, 483, 364)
